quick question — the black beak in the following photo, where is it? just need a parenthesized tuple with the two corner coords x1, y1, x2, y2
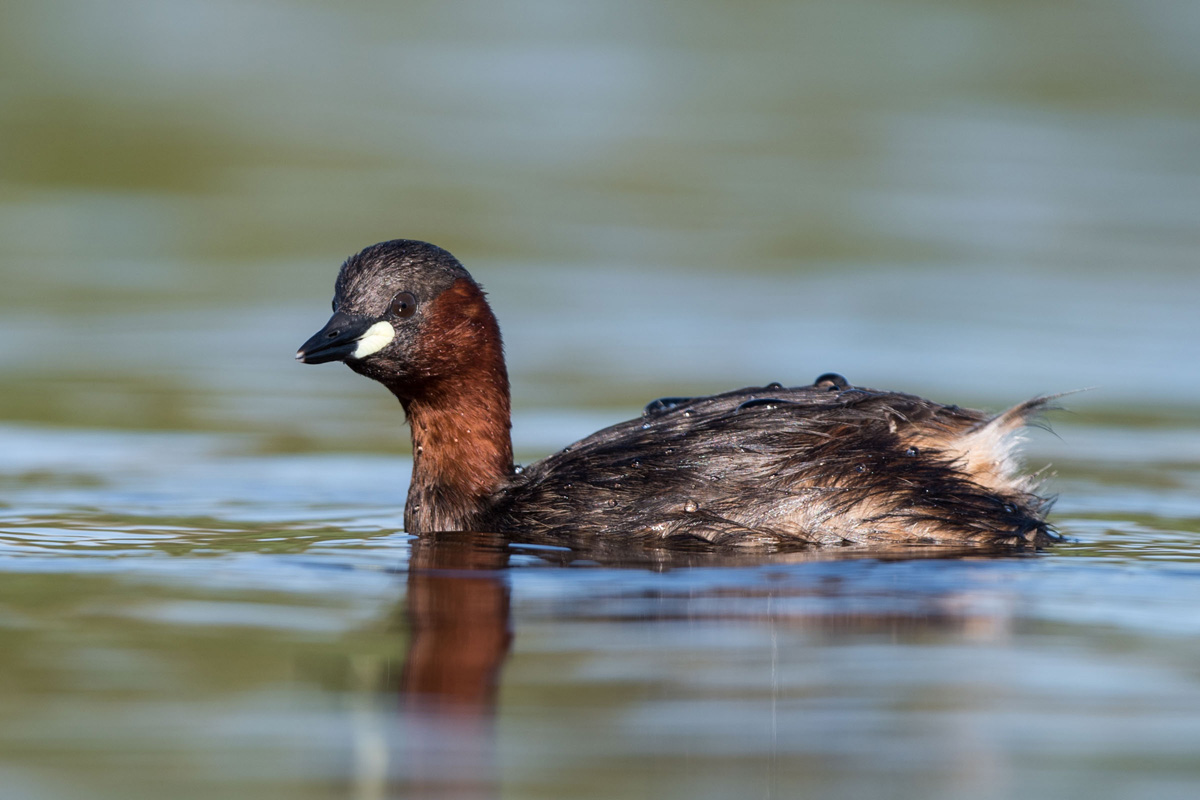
(296, 312, 376, 364)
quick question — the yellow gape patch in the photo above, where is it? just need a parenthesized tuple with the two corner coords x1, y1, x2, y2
(350, 321, 395, 359)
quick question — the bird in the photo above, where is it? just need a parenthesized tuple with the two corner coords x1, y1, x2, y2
(297, 239, 1057, 550)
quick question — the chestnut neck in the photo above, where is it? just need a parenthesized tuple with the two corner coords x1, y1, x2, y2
(390, 279, 514, 533)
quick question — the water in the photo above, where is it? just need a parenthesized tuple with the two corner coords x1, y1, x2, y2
(3, 424, 1200, 800)
(3, 1, 1200, 798)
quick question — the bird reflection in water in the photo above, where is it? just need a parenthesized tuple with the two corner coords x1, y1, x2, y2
(393, 531, 512, 800)
(380, 533, 1036, 798)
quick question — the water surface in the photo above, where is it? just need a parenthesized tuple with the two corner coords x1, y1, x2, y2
(2, 1, 1200, 798)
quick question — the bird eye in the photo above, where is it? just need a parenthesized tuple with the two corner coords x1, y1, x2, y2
(389, 291, 417, 319)
(331, 299, 337, 312)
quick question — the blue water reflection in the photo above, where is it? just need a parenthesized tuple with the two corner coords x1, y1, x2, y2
(3, 0, 1200, 797)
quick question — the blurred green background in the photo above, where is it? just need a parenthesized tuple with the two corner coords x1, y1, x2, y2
(4, 5, 1200, 800)
(2, 0, 1198, 451)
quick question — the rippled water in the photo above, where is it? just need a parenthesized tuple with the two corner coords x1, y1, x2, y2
(3, 412, 1200, 799)
(3, 1, 1200, 798)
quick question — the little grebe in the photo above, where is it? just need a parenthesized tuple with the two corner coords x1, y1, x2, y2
(297, 240, 1057, 548)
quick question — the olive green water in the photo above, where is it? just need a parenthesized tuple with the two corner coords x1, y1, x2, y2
(3, 2, 1200, 798)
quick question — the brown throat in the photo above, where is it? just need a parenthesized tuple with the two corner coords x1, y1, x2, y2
(392, 278, 514, 532)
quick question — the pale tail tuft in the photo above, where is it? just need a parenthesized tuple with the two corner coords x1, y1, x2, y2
(946, 393, 1072, 495)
